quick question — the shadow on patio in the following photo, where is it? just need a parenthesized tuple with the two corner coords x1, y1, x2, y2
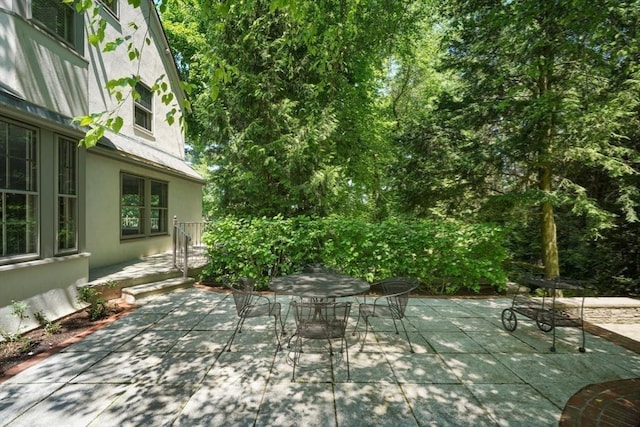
(0, 286, 638, 426)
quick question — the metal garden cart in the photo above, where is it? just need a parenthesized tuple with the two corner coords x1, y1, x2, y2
(501, 277, 587, 352)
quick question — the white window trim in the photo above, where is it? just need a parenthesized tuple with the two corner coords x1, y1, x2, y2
(99, 0, 119, 19)
(133, 82, 154, 134)
(55, 135, 78, 255)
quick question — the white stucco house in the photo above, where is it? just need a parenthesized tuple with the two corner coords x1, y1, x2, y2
(0, 0, 204, 333)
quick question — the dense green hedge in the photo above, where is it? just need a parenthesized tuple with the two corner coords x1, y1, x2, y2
(201, 216, 508, 294)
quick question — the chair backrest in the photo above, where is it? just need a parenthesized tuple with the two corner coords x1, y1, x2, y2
(291, 301, 352, 340)
(229, 278, 256, 316)
(377, 278, 418, 319)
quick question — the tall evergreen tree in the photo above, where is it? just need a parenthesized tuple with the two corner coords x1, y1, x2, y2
(429, 0, 640, 279)
(192, 0, 418, 218)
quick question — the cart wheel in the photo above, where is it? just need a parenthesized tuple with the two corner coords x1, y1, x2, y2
(579, 347, 585, 353)
(535, 311, 553, 333)
(501, 308, 517, 332)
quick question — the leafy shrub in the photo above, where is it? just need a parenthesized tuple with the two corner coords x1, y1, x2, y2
(34, 311, 61, 336)
(77, 287, 108, 321)
(202, 216, 508, 294)
(0, 300, 31, 343)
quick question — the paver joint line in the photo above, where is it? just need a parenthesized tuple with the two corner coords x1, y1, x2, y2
(1, 287, 639, 427)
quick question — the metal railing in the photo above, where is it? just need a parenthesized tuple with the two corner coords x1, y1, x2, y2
(173, 217, 208, 278)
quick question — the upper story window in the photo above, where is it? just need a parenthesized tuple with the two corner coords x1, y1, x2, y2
(31, 0, 77, 47)
(0, 119, 39, 260)
(134, 83, 153, 132)
(100, 0, 118, 16)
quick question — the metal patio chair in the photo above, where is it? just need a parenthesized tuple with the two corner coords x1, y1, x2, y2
(289, 300, 352, 382)
(352, 277, 418, 353)
(225, 278, 284, 352)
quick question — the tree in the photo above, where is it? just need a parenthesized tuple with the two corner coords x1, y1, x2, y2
(426, 0, 640, 280)
(382, 12, 489, 219)
(193, 0, 419, 218)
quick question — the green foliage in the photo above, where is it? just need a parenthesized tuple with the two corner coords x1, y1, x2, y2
(202, 216, 508, 294)
(386, 0, 640, 287)
(0, 300, 30, 343)
(183, 0, 420, 218)
(77, 287, 109, 321)
(34, 311, 62, 336)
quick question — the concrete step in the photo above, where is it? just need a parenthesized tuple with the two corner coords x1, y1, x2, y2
(121, 277, 196, 303)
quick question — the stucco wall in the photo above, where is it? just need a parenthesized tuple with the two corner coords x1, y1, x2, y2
(85, 150, 202, 269)
(86, 1, 186, 158)
(0, 253, 89, 336)
(2, 8, 89, 118)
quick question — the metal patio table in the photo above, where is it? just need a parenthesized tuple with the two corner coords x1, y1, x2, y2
(269, 272, 370, 298)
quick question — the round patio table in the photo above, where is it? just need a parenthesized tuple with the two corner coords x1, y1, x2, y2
(269, 272, 370, 298)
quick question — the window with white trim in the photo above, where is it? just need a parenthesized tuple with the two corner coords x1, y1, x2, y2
(31, 0, 77, 47)
(0, 119, 38, 259)
(121, 173, 168, 238)
(134, 83, 153, 132)
(100, 0, 118, 16)
(57, 136, 77, 252)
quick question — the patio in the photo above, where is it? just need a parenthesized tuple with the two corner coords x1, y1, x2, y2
(0, 286, 638, 426)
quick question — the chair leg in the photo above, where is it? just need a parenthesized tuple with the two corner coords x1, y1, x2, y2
(399, 318, 414, 353)
(290, 336, 302, 382)
(273, 315, 282, 351)
(391, 317, 400, 334)
(279, 315, 285, 334)
(352, 312, 362, 336)
(287, 331, 298, 349)
(359, 316, 370, 352)
(344, 336, 351, 382)
(225, 318, 245, 352)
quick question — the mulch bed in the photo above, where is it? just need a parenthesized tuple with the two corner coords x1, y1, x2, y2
(0, 301, 135, 383)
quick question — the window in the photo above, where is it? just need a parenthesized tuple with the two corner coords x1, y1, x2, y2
(121, 173, 168, 238)
(150, 180, 168, 234)
(1, 119, 38, 258)
(57, 136, 77, 252)
(100, 0, 118, 16)
(121, 174, 145, 237)
(31, 0, 76, 47)
(134, 83, 153, 132)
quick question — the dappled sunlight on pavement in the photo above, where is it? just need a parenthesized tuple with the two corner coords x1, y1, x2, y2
(0, 288, 638, 426)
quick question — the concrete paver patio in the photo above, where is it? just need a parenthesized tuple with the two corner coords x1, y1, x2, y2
(0, 287, 638, 426)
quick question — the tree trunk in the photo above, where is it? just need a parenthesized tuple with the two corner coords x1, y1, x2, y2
(536, 15, 560, 281)
(539, 166, 559, 280)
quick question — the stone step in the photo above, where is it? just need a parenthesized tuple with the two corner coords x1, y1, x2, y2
(122, 277, 195, 303)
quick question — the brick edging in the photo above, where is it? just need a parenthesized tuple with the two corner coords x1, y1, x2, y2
(559, 378, 640, 427)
